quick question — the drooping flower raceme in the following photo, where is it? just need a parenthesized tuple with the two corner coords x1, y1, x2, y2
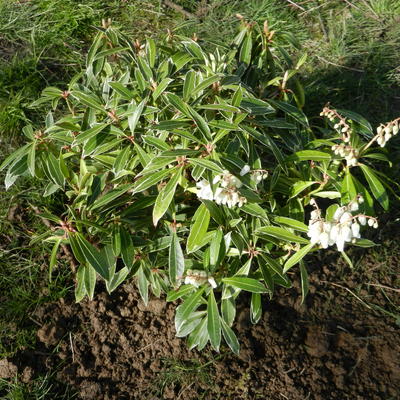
(184, 269, 217, 288)
(196, 166, 266, 208)
(307, 196, 378, 252)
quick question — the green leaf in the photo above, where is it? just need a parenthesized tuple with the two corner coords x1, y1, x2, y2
(189, 108, 212, 141)
(207, 290, 221, 351)
(209, 229, 224, 271)
(75, 265, 87, 302)
(132, 168, 172, 195)
(187, 204, 211, 253)
(191, 74, 221, 99)
(352, 238, 377, 248)
(74, 123, 109, 145)
(84, 264, 97, 300)
(283, 243, 314, 273)
(72, 90, 105, 112)
(45, 153, 64, 187)
(90, 183, 134, 211)
(299, 262, 309, 304)
(222, 277, 267, 293)
(239, 33, 252, 65)
(165, 93, 191, 117)
(241, 203, 269, 220)
(169, 232, 185, 285)
(0, 143, 30, 172)
(128, 100, 146, 134)
(153, 78, 173, 101)
(153, 169, 181, 226)
(341, 170, 357, 205)
(166, 285, 195, 302)
(250, 292, 262, 324)
(175, 287, 205, 331)
(290, 181, 317, 198)
(273, 216, 308, 232)
(106, 267, 129, 293)
(27, 143, 35, 177)
(138, 264, 149, 305)
(267, 99, 309, 127)
(188, 158, 224, 174)
(220, 317, 239, 355)
(360, 164, 389, 210)
(255, 226, 309, 244)
(286, 150, 331, 162)
(109, 82, 134, 100)
(120, 228, 134, 270)
(75, 234, 110, 280)
(183, 70, 196, 101)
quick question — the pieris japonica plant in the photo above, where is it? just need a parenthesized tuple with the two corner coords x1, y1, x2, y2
(2, 19, 398, 354)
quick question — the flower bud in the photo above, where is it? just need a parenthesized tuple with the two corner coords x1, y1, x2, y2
(240, 165, 251, 176)
(333, 207, 346, 221)
(393, 123, 399, 135)
(358, 215, 367, 225)
(357, 195, 364, 204)
(384, 126, 392, 135)
(377, 126, 383, 135)
(351, 222, 360, 238)
(340, 212, 352, 224)
(349, 202, 359, 212)
(373, 221, 378, 229)
(368, 218, 374, 227)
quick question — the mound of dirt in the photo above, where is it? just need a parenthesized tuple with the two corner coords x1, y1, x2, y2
(2, 219, 400, 399)
(3, 251, 399, 400)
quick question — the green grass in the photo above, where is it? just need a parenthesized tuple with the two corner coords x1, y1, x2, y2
(0, 177, 73, 358)
(0, 374, 77, 400)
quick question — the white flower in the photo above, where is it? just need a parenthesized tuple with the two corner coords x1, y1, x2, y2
(333, 206, 346, 221)
(349, 202, 359, 212)
(240, 165, 251, 176)
(368, 218, 374, 227)
(196, 180, 214, 200)
(339, 212, 352, 224)
(351, 222, 360, 238)
(308, 198, 378, 253)
(336, 234, 345, 252)
(358, 215, 367, 225)
(184, 269, 216, 288)
(208, 277, 217, 288)
(319, 232, 330, 248)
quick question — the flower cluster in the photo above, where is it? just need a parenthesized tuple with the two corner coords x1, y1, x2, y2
(184, 269, 217, 288)
(331, 144, 359, 167)
(320, 106, 351, 142)
(307, 196, 377, 252)
(376, 119, 399, 147)
(196, 166, 267, 207)
(196, 169, 247, 208)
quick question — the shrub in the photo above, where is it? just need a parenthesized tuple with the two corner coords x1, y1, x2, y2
(1, 19, 398, 353)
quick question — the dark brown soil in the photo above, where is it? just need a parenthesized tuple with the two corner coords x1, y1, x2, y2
(1, 235, 400, 399)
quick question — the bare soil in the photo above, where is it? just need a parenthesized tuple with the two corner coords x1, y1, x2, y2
(1, 232, 399, 399)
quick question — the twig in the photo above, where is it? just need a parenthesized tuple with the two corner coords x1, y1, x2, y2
(342, 0, 361, 11)
(164, 0, 197, 19)
(285, 0, 305, 11)
(69, 332, 75, 363)
(368, 283, 400, 294)
(320, 280, 372, 309)
(315, 55, 364, 72)
(177, 382, 195, 400)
